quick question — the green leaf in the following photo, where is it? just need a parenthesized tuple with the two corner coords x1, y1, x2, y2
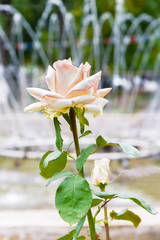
(77, 236, 85, 240)
(46, 171, 75, 186)
(40, 151, 61, 168)
(79, 130, 92, 139)
(63, 113, 72, 131)
(67, 131, 92, 152)
(91, 198, 103, 208)
(74, 216, 86, 240)
(109, 171, 127, 184)
(39, 151, 67, 179)
(54, 117, 63, 151)
(92, 190, 158, 215)
(110, 209, 141, 228)
(74, 107, 89, 126)
(76, 144, 95, 172)
(117, 142, 140, 158)
(74, 107, 89, 134)
(55, 176, 92, 225)
(80, 122, 85, 134)
(96, 135, 140, 158)
(96, 135, 107, 149)
(57, 229, 76, 240)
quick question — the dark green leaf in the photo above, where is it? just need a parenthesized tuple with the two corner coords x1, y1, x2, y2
(76, 144, 95, 172)
(74, 107, 89, 126)
(110, 209, 141, 228)
(40, 150, 61, 168)
(39, 151, 54, 169)
(91, 198, 103, 208)
(92, 190, 158, 215)
(63, 114, 72, 131)
(39, 151, 67, 179)
(96, 135, 107, 149)
(80, 122, 85, 134)
(55, 176, 92, 225)
(77, 236, 85, 240)
(57, 229, 76, 240)
(46, 171, 75, 186)
(79, 130, 92, 139)
(54, 117, 63, 151)
(74, 216, 86, 240)
(96, 135, 140, 158)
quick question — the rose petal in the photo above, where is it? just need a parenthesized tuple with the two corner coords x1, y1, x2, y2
(27, 88, 64, 102)
(45, 65, 56, 91)
(68, 63, 83, 89)
(85, 98, 108, 117)
(48, 98, 73, 110)
(67, 71, 101, 98)
(71, 94, 95, 105)
(92, 159, 110, 185)
(53, 59, 78, 96)
(62, 58, 73, 65)
(96, 88, 112, 97)
(67, 87, 94, 98)
(83, 62, 91, 78)
(24, 102, 47, 113)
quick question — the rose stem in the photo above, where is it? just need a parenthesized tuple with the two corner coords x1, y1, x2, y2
(69, 107, 96, 240)
(104, 204, 110, 240)
(101, 186, 110, 240)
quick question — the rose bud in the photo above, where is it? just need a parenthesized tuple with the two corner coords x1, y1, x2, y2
(92, 158, 110, 187)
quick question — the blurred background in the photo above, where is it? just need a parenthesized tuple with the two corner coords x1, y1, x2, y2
(0, 0, 160, 239)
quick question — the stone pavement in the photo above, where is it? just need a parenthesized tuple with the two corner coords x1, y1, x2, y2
(0, 207, 159, 239)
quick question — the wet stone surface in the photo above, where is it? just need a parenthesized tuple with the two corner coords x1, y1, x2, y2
(0, 227, 159, 240)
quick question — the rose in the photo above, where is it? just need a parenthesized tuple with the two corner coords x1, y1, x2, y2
(24, 58, 111, 117)
(92, 158, 110, 186)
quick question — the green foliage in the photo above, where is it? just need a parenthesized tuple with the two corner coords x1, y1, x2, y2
(67, 130, 92, 152)
(63, 114, 72, 131)
(96, 135, 108, 149)
(55, 176, 92, 225)
(76, 144, 95, 172)
(109, 171, 127, 184)
(96, 135, 140, 158)
(91, 198, 103, 208)
(57, 229, 76, 240)
(79, 130, 92, 139)
(39, 151, 67, 179)
(54, 118, 63, 151)
(110, 209, 141, 228)
(74, 216, 86, 240)
(76, 236, 85, 240)
(46, 171, 75, 186)
(92, 190, 158, 215)
(74, 107, 89, 134)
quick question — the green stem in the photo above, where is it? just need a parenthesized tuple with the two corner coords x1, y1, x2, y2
(69, 108, 84, 177)
(87, 209, 96, 240)
(104, 204, 110, 240)
(69, 108, 96, 240)
(101, 187, 110, 240)
(69, 108, 81, 156)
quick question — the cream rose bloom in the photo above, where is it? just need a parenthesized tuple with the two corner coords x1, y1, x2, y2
(24, 58, 111, 117)
(92, 158, 110, 186)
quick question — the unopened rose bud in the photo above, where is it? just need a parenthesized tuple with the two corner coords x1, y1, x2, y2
(92, 158, 110, 187)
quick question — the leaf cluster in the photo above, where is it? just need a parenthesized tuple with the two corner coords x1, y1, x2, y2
(39, 110, 157, 239)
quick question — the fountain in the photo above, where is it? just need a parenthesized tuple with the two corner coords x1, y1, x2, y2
(0, 0, 160, 155)
(0, 3, 160, 238)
